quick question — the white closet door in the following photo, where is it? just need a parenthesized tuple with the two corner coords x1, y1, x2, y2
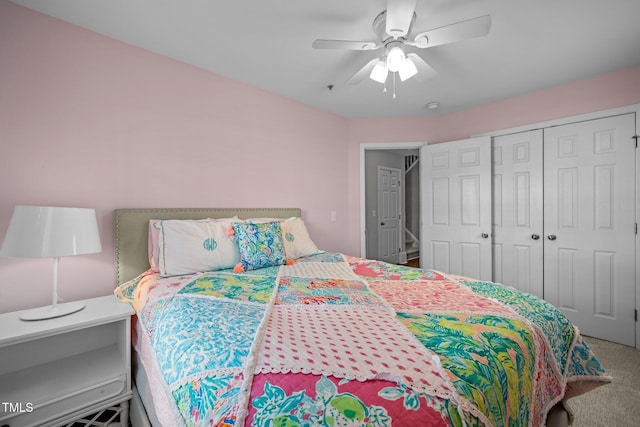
(420, 136, 492, 281)
(492, 130, 544, 298)
(544, 113, 636, 347)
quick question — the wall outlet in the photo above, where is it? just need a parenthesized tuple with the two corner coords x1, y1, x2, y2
(330, 211, 337, 221)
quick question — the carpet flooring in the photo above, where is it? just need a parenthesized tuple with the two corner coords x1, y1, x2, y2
(568, 336, 640, 426)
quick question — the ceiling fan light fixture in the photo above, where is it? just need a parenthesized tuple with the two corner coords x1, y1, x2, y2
(369, 60, 389, 83)
(386, 45, 405, 72)
(398, 57, 418, 81)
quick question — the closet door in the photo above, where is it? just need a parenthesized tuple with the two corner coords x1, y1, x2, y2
(492, 130, 544, 298)
(420, 136, 492, 281)
(544, 113, 636, 347)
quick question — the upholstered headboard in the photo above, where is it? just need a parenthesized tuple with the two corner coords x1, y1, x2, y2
(113, 208, 302, 285)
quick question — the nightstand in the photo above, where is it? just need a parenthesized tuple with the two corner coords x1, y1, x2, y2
(0, 295, 134, 427)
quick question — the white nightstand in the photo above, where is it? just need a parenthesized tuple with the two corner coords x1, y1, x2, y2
(0, 295, 134, 427)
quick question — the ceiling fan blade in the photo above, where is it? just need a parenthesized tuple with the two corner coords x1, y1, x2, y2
(412, 14, 491, 48)
(312, 39, 380, 50)
(385, 0, 416, 38)
(348, 58, 380, 85)
(406, 53, 437, 82)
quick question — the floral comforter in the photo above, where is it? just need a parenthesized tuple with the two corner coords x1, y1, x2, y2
(115, 252, 610, 427)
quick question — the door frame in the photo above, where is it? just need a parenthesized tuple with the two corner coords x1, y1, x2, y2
(360, 142, 426, 259)
(476, 102, 640, 349)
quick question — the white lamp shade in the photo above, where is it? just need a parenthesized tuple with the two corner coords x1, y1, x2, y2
(0, 206, 102, 258)
(398, 57, 418, 81)
(369, 60, 389, 83)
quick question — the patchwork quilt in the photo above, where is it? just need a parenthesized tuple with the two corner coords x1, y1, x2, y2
(115, 252, 610, 427)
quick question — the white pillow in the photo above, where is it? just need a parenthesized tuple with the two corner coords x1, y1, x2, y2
(157, 219, 240, 276)
(280, 217, 319, 259)
(148, 219, 162, 271)
(246, 217, 284, 223)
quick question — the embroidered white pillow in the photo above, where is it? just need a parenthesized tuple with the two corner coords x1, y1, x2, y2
(280, 217, 320, 259)
(157, 219, 240, 276)
(149, 217, 239, 272)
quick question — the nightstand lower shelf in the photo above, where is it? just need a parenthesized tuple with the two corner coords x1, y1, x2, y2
(0, 296, 134, 427)
(65, 404, 125, 427)
(1, 345, 130, 427)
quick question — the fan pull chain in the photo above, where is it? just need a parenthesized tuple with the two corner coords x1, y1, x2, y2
(393, 72, 397, 99)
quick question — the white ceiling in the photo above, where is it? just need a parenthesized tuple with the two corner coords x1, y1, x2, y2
(11, 0, 640, 118)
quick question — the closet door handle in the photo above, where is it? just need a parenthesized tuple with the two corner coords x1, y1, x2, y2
(547, 234, 557, 241)
(380, 222, 385, 226)
(531, 234, 540, 240)
(481, 233, 489, 238)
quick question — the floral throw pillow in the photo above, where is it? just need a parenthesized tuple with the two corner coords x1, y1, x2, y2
(232, 221, 286, 271)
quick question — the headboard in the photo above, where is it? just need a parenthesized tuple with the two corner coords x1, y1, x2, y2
(113, 208, 302, 286)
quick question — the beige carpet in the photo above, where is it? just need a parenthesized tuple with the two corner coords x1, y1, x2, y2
(568, 336, 640, 426)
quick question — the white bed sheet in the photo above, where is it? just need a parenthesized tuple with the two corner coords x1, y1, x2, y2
(132, 349, 158, 427)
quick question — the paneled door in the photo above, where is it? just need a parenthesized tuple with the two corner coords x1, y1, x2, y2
(377, 166, 402, 264)
(544, 113, 636, 346)
(492, 130, 544, 298)
(420, 136, 492, 280)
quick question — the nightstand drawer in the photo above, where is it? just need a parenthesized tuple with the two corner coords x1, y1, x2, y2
(2, 375, 128, 427)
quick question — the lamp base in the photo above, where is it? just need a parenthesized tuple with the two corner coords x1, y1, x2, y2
(20, 301, 85, 321)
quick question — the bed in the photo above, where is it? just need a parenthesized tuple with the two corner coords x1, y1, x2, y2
(113, 208, 610, 427)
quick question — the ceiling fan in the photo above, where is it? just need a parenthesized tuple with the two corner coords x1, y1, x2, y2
(312, 0, 491, 88)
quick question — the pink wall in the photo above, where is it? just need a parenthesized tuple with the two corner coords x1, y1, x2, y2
(2, 1, 640, 313)
(0, 1, 349, 313)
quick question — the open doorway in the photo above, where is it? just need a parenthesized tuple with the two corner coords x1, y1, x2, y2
(360, 142, 423, 265)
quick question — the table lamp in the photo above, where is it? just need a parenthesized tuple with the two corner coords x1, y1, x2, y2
(0, 205, 102, 320)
